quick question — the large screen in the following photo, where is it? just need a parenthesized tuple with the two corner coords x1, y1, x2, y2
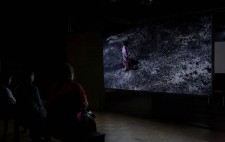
(103, 14, 212, 95)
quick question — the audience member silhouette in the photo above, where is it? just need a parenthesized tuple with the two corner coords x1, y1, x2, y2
(15, 69, 48, 142)
(0, 71, 16, 119)
(47, 63, 96, 142)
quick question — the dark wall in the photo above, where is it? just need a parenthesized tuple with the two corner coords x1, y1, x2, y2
(1, 14, 67, 99)
(105, 91, 210, 121)
(104, 90, 225, 130)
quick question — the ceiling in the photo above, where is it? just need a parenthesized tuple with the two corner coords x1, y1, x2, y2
(103, 0, 225, 21)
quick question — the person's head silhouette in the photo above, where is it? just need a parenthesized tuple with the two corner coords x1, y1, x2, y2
(57, 63, 75, 82)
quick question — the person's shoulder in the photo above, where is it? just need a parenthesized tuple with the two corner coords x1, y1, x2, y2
(32, 85, 38, 90)
(71, 80, 80, 86)
(70, 81, 84, 89)
(0, 86, 8, 93)
(0, 86, 13, 97)
(30, 84, 39, 92)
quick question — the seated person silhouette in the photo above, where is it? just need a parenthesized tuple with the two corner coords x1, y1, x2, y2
(46, 63, 97, 142)
(15, 69, 48, 142)
(0, 71, 16, 119)
(0, 71, 16, 142)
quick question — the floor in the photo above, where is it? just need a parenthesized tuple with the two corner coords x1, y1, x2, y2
(1, 111, 225, 142)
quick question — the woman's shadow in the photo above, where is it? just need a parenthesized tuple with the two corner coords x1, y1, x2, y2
(129, 58, 139, 70)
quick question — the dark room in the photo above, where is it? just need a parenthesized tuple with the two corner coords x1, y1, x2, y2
(1, 0, 225, 142)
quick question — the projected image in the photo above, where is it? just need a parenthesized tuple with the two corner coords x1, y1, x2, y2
(103, 15, 212, 95)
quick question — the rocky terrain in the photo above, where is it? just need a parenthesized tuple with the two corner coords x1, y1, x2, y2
(103, 15, 212, 95)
